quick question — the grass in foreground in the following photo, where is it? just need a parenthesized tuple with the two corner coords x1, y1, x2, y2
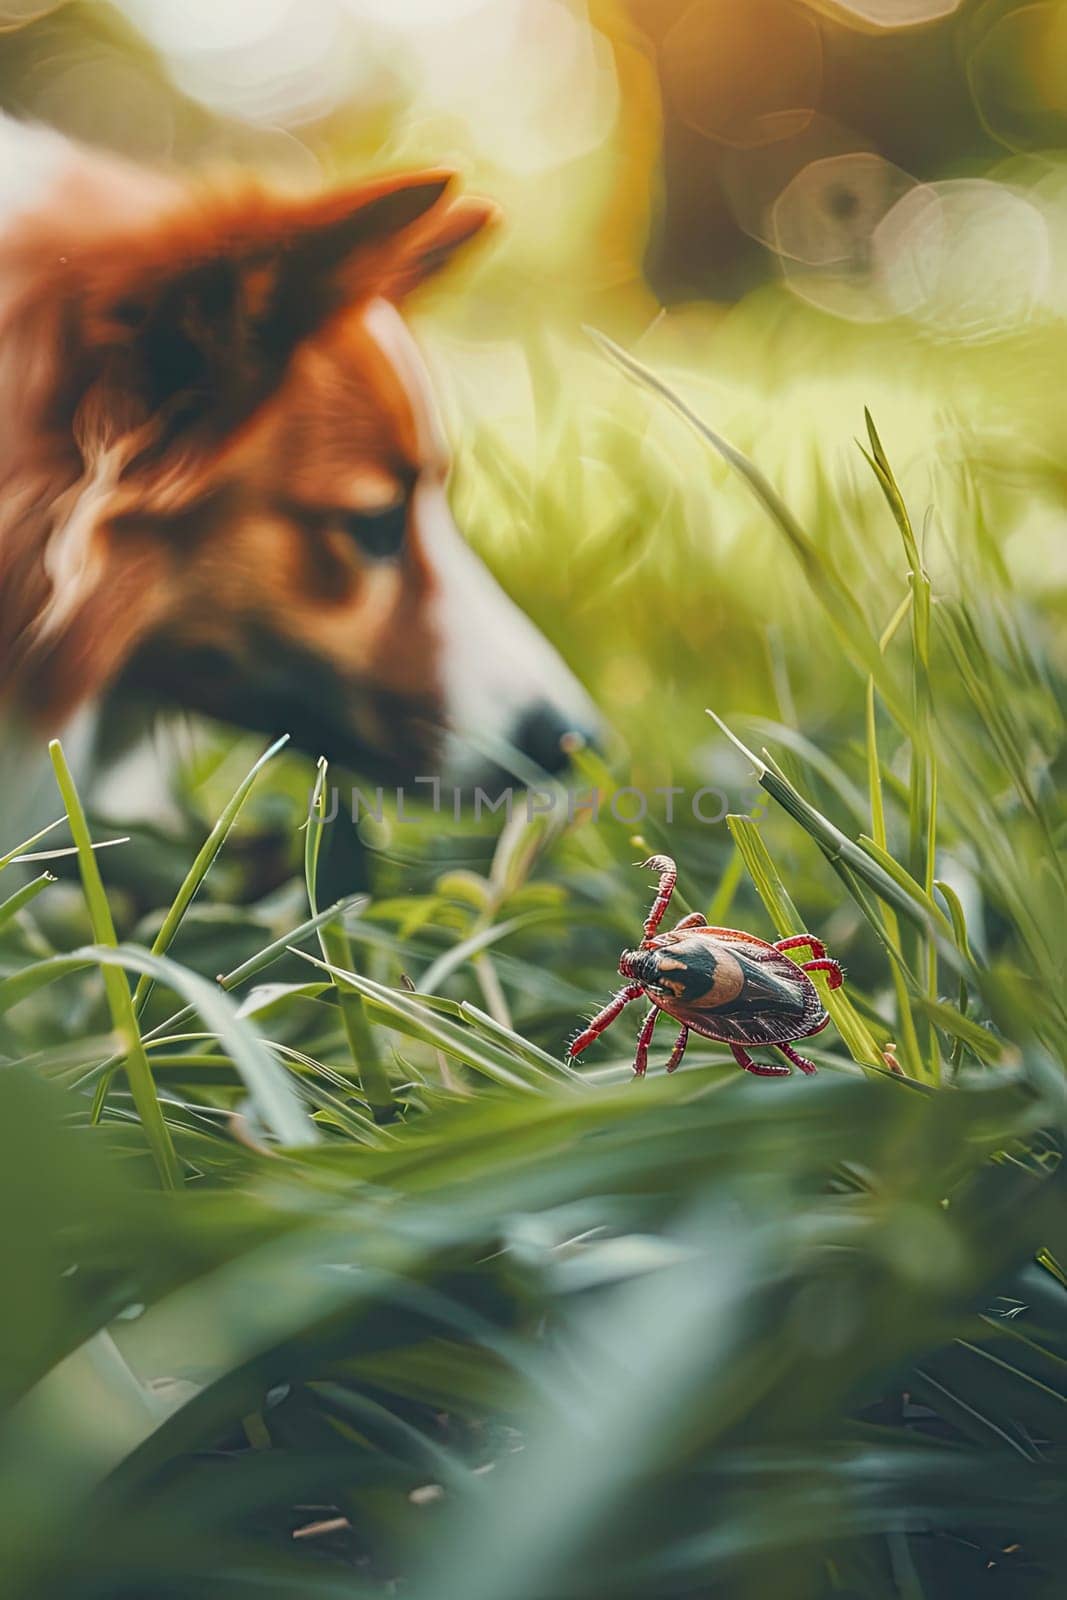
(0, 387, 1062, 1599)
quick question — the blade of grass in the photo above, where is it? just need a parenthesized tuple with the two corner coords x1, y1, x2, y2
(911, 996, 1005, 1064)
(924, 762, 941, 1083)
(0, 872, 55, 930)
(417, 911, 557, 996)
(457, 1001, 586, 1086)
(8, 1032, 119, 1082)
(4, 837, 128, 866)
(935, 879, 977, 1073)
(85, 944, 319, 1146)
(725, 814, 881, 1067)
(90, 735, 292, 1123)
(130, 735, 290, 1018)
(306, 759, 394, 1121)
(48, 740, 180, 1190)
(856, 836, 952, 934)
(0, 951, 110, 1015)
(866, 677, 923, 1079)
(587, 330, 909, 715)
(744, 719, 869, 823)
(472, 810, 564, 1029)
(708, 709, 966, 970)
(76, 897, 367, 1098)
(939, 603, 1063, 882)
(0, 816, 64, 870)
(861, 414, 940, 1079)
(290, 950, 566, 1093)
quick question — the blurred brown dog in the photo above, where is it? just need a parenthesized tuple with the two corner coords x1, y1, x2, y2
(0, 117, 597, 833)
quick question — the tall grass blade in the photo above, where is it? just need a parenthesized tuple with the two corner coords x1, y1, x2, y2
(587, 329, 905, 704)
(48, 740, 180, 1189)
(0, 872, 54, 930)
(726, 814, 881, 1066)
(707, 710, 967, 976)
(76, 899, 367, 1095)
(87, 735, 292, 1121)
(291, 950, 566, 1092)
(0, 816, 64, 870)
(91, 944, 319, 1146)
(305, 759, 394, 1120)
(129, 734, 290, 1018)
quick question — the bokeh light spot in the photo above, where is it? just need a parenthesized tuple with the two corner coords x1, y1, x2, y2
(662, 0, 821, 150)
(773, 151, 916, 267)
(719, 115, 877, 250)
(800, 0, 964, 28)
(874, 179, 1051, 340)
(116, 0, 369, 126)
(969, 2, 1067, 151)
(402, 0, 619, 177)
(772, 151, 917, 322)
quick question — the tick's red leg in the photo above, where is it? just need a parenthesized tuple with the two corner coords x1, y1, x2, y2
(568, 984, 643, 1059)
(775, 933, 826, 961)
(665, 1024, 689, 1073)
(800, 958, 844, 991)
(777, 1042, 818, 1076)
(633, 1005, 660, 1077)
(639, 855, 677, 944)
(731, 1043, 790, 1078)
(671, 911, 707, 932)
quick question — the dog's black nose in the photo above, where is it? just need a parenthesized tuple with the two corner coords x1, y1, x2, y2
(512, 700, 601, 776)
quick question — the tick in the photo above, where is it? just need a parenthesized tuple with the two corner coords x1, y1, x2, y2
(567, 854, 844, 1078)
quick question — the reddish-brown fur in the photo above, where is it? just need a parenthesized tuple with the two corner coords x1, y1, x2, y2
(0, 132, 503, 775)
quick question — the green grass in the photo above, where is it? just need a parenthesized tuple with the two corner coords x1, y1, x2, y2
(0, 345, 1063, 1598)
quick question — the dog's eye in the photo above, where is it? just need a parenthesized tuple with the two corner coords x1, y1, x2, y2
(341, 499, 407, 560)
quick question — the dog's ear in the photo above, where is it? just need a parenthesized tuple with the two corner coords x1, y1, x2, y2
(78, 170, 459, 456)
(382, 194, 501, 300)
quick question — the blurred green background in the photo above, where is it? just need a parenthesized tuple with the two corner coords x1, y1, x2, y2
(0, 4, 1064, 1598)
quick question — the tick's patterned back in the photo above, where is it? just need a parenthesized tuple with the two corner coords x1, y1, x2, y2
(643, 931, 827, 1046)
